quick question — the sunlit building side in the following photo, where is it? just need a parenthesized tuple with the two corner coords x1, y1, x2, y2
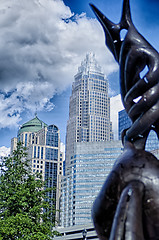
(11, 116, 64, 223)
(60, 141, 123, 227)
(60, 53, 122, 228)
(66, 53, 113, 166)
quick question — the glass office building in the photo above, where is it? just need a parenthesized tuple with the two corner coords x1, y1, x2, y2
(118, 109, 132, 140)
(60, 141, 123, 227)
(11, 116, 64, 222)
(66, 53, 113, 166)
(118, 109, 159, 153)
(61, 53, 117, 227)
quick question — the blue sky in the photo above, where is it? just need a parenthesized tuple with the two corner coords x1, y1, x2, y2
(0, 0, 159, 151)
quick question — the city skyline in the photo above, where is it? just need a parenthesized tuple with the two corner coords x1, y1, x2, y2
(0, 0, 159, 152)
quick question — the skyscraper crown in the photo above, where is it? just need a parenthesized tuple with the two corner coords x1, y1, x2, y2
(78, 52, 101, 74)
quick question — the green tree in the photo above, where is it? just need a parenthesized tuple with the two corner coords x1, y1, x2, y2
(0, 142, 59, 240)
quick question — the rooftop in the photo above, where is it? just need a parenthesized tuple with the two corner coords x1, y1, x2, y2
(78, 52, 102, 75)
(18, 116, 48, 135)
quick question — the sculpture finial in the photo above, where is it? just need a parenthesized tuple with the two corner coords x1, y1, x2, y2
(120, 0, 132, 28)
(90, 3, 120, 61)
(90, 0, 133, 62)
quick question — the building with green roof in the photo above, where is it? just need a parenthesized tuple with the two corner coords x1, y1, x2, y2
(11, 115, 64, 224)
(18, 116, 48, 136)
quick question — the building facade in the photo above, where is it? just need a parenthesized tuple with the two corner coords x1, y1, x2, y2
(60, 53, 121, 228)
(118, 109, 159, 153)
(11, 116, 64, 223)
(118, 109, 132, 140)
(66, 53, 113, 166)
(54, 224, 98, 240)
(60, 141, 123, 227)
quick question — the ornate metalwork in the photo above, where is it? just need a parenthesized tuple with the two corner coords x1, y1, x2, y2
(90, 0, 159, 239)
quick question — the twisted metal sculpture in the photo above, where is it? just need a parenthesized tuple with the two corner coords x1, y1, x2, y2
(90, 0, 159, 239)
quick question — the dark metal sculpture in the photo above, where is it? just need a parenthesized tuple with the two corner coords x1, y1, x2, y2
(90, 0, 159, 239)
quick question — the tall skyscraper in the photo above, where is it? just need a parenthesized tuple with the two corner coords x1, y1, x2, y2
(11, 115, 64, 223)
(60, 53, 120, 227)
(66, 53, 113, 165)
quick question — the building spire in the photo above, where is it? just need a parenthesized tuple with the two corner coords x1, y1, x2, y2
(78, 52, 101, 74)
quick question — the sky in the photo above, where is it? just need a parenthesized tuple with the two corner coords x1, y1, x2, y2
(0, 0, 159, 155)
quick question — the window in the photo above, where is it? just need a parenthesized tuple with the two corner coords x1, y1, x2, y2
(34, 146, 36, 158)
(46, 125, 58, 147)
(45, 148, 58, 161)
(25, 134, 27, 147)
(41, 147, 44, 159)
(37, 146, 40, 159)
(45, 162, 57, 201)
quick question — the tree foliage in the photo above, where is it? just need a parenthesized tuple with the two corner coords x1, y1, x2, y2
(0, 142, 59, 239)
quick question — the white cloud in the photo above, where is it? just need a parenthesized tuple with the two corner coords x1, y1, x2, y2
(0, 146, 10, 157)
(0, 0, 118, 128)
(110, 94, 124, 140)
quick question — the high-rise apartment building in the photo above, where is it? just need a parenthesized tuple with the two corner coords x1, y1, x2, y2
(66, 53, 113, 165)
(11, 116, 64, 223)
